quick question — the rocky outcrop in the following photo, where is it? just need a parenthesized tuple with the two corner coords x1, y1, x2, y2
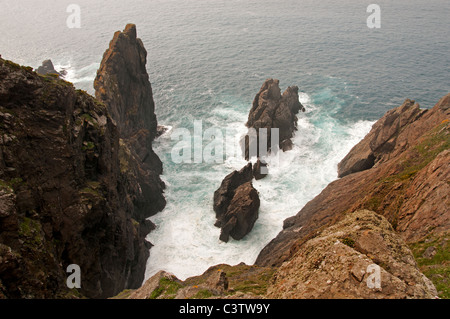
(36, 59, 61, 77)
(252, 159, 268, 180)
(94, 24, 166, 218)
(213, 163, 259, 242)
(338, 99, 426, 178)
(218, 182, 260, 242)
(244, 79, 304, 159)
(0, 50, 162, 298)
(213, 79, 304, 242)
(213, 163, 253, 219)
(123, 263, 274, 299)
(267, 210, 437, 299)
(256, 94, 450, 271)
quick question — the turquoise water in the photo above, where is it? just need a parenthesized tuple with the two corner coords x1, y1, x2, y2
(1, 0, 449, 281)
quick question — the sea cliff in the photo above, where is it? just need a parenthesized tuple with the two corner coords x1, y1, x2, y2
(0, 24, 165, 299)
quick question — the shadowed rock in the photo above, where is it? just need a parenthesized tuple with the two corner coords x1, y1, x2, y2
(244, 79, 304, 160)
(219, 182, 260, 242)
(36, 59, 61, 77)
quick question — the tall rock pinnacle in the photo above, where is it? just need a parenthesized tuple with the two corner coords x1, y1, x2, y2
(94, 24, 166, 218)
(94, 23, 160, 170)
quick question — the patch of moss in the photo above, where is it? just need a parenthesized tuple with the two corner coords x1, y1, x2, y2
(118, 139, 131, 173)
(0, 177, 24, 192)
(191, 289, 214, 299)
(218, 264, 276, 296)
(397, 121, 449, 180)
(341, 237, 355, 248)
(18, 217, 43, 249)
(148, 277, 183, 299)
(81, 141, 95, 151)
(80, 113, 95, 124)
(0, 179, 13, 193)
(3, 59, 21, 70)
(409, 234, 450, 299)
(109, 289, 134, 299)
(80, 181, 103, 200)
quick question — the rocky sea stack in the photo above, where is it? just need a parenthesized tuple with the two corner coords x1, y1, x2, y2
(0, 24, 166, 299)
(213, 163, 260, 242)
(244, 78, 305, 159)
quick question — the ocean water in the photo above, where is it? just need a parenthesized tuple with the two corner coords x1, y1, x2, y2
(1, 0, 449, 281)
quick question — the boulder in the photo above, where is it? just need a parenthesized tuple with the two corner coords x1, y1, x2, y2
(213, 163, 253, 220)
(252, 159, 268, 180)
(219, 182, 260, 242)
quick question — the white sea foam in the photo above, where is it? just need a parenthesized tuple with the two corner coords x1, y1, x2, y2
(144, 92, 374, 282)
(54, 61, 99, 89)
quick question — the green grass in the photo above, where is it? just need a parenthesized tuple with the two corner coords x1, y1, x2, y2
(80, 181, 104, 200)
(81, 141, 95, 151)
(409, 234, 450, 299)
(341, 237, 356, 248)
(18, 217, 44, 249)
(191, 289, 214, 299)
(148, 277, 183, 299)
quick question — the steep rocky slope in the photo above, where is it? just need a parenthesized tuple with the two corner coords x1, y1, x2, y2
(0, 25, 166, 299)
(256, 95, 449, 268)
(266, 210, 437, 299)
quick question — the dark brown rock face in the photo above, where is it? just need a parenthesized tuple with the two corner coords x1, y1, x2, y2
(252, 159, 268, 180)
(36, 59, 61, 77)
(256, 94, 450, 268)
(213, 163, 260, 242)
(0, 52, 163, 298)
(94, 24, 162, 169)
(219, 182, 260, 242)
(213, 163, 253, 220)
(94, 24, 166, 217)
(244, 79, 304, 159)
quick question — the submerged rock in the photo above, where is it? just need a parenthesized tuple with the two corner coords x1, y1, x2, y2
(253, 159, 268, 180)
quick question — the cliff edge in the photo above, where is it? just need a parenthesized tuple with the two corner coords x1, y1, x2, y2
(0, 25, 166, 299)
